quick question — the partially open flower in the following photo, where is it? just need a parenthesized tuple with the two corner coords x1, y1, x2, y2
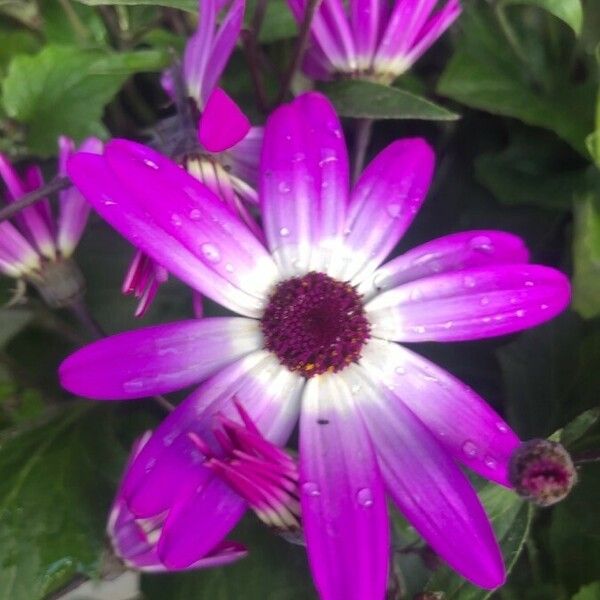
(190, 399, 302, 539)
(287, 0, 461, 83)
(509, 439, 577, 507)
(0, 136, 102, 308)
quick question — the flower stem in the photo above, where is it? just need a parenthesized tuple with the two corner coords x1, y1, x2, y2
(241, 0, 270, 114)
(275, 0, 323, 106)
(0, 176, 70, 224)
(352, 118, 373, 184)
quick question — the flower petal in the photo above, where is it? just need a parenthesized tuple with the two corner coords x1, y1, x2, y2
(345, 364, 505, 589)
(366, 264, 571, 342)
(123, 350, 303, 517)
(261, 92, 349, 276)
(341, 139, 434, 284)
(299, 374, 389, 600)
(357, 230, 529, 300)
(59, 317, 262, 400)
(351, 0, 384, 69)
(360, 339, 520, 485)
(199, 87, 251, 153)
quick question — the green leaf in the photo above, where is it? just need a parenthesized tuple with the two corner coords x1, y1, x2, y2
(0, 27, 39, 75)
(0, 406, 125, 600)
(498, 314, 600, 439)
(74, 0, 196, 10)
(572, 194, 600, 318)
(249, 0, 297, 43)
(549, 408, 600, 448)
(320, 80, 459, 121)
(549, 462, 600, 594)
(425, 484, 533, 599)
(141, 515, 317, 599)
(1, 45, 169, 157)
(475, 129, 587, 211)
(437, 6, 595, 154)
(572, 582, 600, 600)
(501, 0, 583, 35)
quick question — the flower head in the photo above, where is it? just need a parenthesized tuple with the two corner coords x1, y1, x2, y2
(0, 137, 102, 307)
(62, 92, 570, 598)
(287, 0, 461, 83)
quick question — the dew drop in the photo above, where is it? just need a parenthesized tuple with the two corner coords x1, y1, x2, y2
(413, 325, 426, 334)
(101, 194, 116, 206)
(356, 487, 374, 508)
(143, 158, 159, 170)
(292, 152, 306, 163)
(225, 263, 234, 273)
(372, 273, 386, 291)
(189, 208, 202, 220)
(171, 213, 183, 226)
(387, 203, 402, 218)
(540, 303, 549, 310)
(421, 371, 437, 382)
(351, 384, 362, 394)
(279, 226, 290, 237)
(123, 378, 146, 392)
(480, 296, 490, 306)
(524, 280, 534, 287)
(442, 320, 454, 329)
(409, 288, 423, 301)
(200, 243, 221, 263)
(395, 366, 406, 375)
(496, 421, 509, 433)
(144, 457, 157, 473)
(462, 440, 478, 457)
(319, 148, 338, 166)
(463, 275, 477, 288)
(343, 227, 352, 236)
(278, 181, 291, 193)
(469, 235, 494, 254)
(302, 482, 321, 497)
(515, 309, 526, 318)
(484, 455, 498, 470)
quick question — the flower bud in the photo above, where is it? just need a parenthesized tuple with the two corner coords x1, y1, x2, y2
(28, 258, 85, 309)
(509, 439, 577, 507)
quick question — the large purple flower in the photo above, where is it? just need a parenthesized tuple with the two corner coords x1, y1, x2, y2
(287, 0, 461, 82)
(61, 92, 570, 598)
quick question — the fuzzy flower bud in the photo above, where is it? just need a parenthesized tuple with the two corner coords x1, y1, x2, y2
(509, 439, 577, 507)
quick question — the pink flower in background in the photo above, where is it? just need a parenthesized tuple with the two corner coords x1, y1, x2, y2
(125, 0, 263, 316)
(62, 92, 570, 598)
(0, 137, 102, 306)
(287, 0, 461, 82)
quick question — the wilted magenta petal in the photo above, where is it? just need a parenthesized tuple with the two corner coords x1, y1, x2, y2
(358, 230, 529, 300)
(199, 87, 251, 153)
(59, 317, 262, 400)
(366, 264, 571, 342)
(261, 92, 349, 276)
(299, 375, 389, 600)
(345, 364, 505, 589)
(360, 339, 520, 486)
(123, 351, 303, 517)
(342, 139, 434, 284)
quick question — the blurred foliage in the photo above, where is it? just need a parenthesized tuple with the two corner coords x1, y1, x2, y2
(0, 0, 599, 599)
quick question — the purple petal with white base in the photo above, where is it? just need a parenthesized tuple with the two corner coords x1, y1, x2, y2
(300, 374, 389, 600)
(199, 87, 251, 153)
(360, 339, 520, 486)
(261, 92, 349, 276)
(345, 364, 505, 589)
(342, 138, 434, 283)
(366, 264, 571, 342)
(59, 317, 262, 400)
(357, 230, 529, 299)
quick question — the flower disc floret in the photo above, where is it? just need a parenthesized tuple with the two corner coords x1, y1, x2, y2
(261, 271, 370, 377)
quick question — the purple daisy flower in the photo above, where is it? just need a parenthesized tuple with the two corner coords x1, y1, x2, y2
(62, 92, 570, 598)
(125, 0, 264, 317)
(287, 0, 461, 82)
(0, 137, 102, 306)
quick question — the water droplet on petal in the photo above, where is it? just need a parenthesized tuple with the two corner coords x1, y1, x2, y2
(200, 243, 221, 263)
(387, 203, 402, 218)
(278, 181, 291, 193)
(171, 213, 183, 226)
(351, 384, 362, 394)
(302, 482, 321, 497)
(462, 440, 478, 457)
(469, 235, 494, 253)
(524, 280, 534, 287)
(225, 263, 234, 273)
(484, 455, 498, 469)
(515, 309, 526, 318)
(101, 194, 116, 206)
(496, 421, 509, 433)
(356, 487, 374, 507)
(413, 325, 426, 334)
(480, 296, 490, 306)
(123, 378, 145, 392)
(143, 158, 159, 170)
(409, 288, 423, 301)
(279, 227, 290, 237)
(189, 208, 202, 220)
(395, 366, 406, 375)
(540, 303, 549, 310)
(144, 457, 157, 473)
(292, 152, 306, 163)
(463, 275, 477, 288)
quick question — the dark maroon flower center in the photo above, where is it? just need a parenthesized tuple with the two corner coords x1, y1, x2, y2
(261, 272, 370, 378)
